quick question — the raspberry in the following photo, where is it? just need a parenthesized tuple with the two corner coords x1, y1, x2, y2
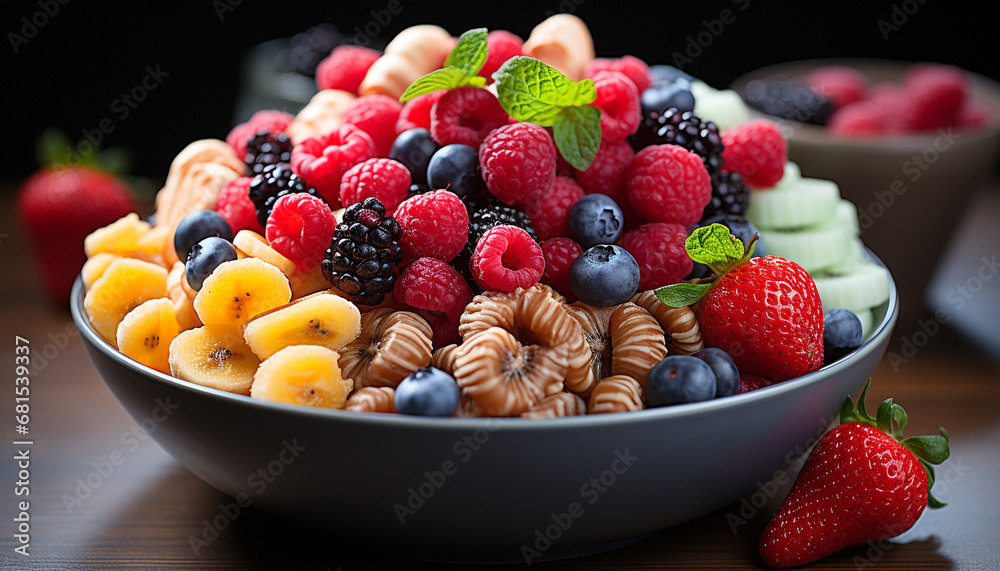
(341, 94, 403, 157)
(573, 139, 634, 205)
(394, 257, 473, 321)
(616, 222, 692, 290)
(265, 193, 338, 272)
(339, 158, 411, 215)
(470, 226, 545, 292)
(522, 176, 584, 241)
(479, 122, 557, 205)
(958, 100, 992, 129)
(828, 102, 889, 137)
(720, 119, 787, 188)
(478, 30, 523, 84)
(315, 45, 381, 95)
(396, 91, 446, 134)
(417, 308, 463, 349)
(394, 190, 470, 262)
(586, 55, 651, 94)
(589, 71, 641, 143)
(226, 110, 294, 159)
(627, 144, 712, 226)
(806, 66, 868, 109)
(430, 87, 510, 147)
(216, 176, 264, 234)
(901, 64, 967, 131)
(291, 123, 377, 209)
(540, 237, 583, 301)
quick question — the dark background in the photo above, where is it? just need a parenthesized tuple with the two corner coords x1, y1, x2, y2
(5, 0, 999, 182)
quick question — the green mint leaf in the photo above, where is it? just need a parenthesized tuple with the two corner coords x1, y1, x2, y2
(685, 224, 746, 267)
(553, 105, 601, 171)
(492, 56, 597, 126)
(653, 282, 712, 307)
(445, 27, 488, 76)
(400, 67, 470, 102)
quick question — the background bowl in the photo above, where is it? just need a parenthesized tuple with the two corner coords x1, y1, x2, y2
(72, 251, 898, 563)
(730, 58, 1000, 324)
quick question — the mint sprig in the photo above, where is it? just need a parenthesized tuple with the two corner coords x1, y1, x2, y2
(653, 223, 758, 307)
(492, 56, 601, 171)
(399, 28, 488, 102)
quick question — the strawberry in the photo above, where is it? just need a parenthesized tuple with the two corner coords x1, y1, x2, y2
(759, 380, 951, 567)
(654, 224, 824, 381)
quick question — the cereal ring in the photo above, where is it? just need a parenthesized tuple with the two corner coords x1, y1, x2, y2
(631, 291, 704, 355)
(345, 387, 397, 413)
(588, 375, 644, 414)
(456, 393, 486, 418)
(453, 326, 566, 416)
(338, 308, 433, 389)
(286, 89, 357, 145)
(521, 392, 587, 419)
(431, 344, 460, 376)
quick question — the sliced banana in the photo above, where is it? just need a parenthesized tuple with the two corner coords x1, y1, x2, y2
(193, 258, 291, 328)
(243, 292, 361, 360)
(84, 258, 169, 347)
(745, 177, 841, 230)
(811, 262, 891, 314)
(117, 298, 179, 374)
(168, 325, 261, 395)
(250, 345, 353, 409)
(83, 213, 152, 258)
(81, 253, 120, 290)
(233, 230, 297, 277)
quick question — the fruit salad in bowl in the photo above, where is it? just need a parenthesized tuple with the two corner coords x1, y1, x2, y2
(72, 15, 926, 565)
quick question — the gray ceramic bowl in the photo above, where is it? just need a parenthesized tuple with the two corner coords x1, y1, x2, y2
(72, 251, 898, 563)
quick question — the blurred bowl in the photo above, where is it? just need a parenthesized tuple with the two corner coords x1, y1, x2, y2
(731, 58, 1000, 323)
(72, 252, 898, 563)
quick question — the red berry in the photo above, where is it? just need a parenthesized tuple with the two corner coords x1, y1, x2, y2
(958, 100, 993, 129)
(339, 158, 411, 215)
(216, 176, 263, 234)
(479, 30, 523, 83)
(479, 122, 557, 205)
(470, 225, 545, 292)
(341, 94, 403, 157)
(540, 237, 583, 302)
(573, 138, 635, 205)
(901, 64, 967, 131)
(416, 307, 463, 349)
(806, 66, 868, 109)
(430, 86, 510, 147)
(720, 119, 787, 188)
(394, 257, 473, 322)
(264, 193, 337, 272)
(394, 190, 470, 262)
(522, 176, 585, 241)
(737, 373, 776, 394)
(828, 101, 889, 137)
(315, 45, 381, 95)
(291, 123, 377, 209)
(589, 71, 641, 143)
(226, 110, 294, 159)
(586, 55, 652, 93)
(627, 144, 711, 226)
(616, 222, 691, 290)
(396, 91, 446, 134)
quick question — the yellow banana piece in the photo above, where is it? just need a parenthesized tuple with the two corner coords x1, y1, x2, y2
(84, 258, 168, 347)
(193, 258, 291, 328)
(168, 325, 261, 395)
(250, 345, 353, 409)
(116, 298, 179, 374)
(243, 292, 361, 360)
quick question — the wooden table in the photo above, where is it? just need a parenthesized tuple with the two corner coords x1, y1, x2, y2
(2, 194, 998, 570)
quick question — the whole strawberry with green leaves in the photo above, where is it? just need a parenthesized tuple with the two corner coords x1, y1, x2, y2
(759, 380, 950, 567)
(655, 223, 824, 381)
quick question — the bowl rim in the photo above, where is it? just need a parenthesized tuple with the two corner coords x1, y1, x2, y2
(729, 57, 1000, 148)
(71, 249, 899, 431)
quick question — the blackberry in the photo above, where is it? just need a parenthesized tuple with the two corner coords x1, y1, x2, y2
(321, 198, 402, 305)
(632, 108, 725, 178)
(244, 130, 293, 176)
(701, 170, 750, 221)
(275, 23, 343, 77)
(454, 197, 537, 292)
(248, 163, 323, 228)
(742, 78, 834, 125)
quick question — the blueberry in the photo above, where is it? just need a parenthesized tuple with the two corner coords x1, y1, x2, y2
(646, 355, 717, 407)
(389, 128, 440, 186)
(699, 214, 766, 258)
(648, 65, 694, 84)
(174, 210, 233, 262)
(692, 347, 739, 398)
(185, 237, 238, 291)
(567, 194, 625, 249)
(569, 245, 639, 307)
(427, 144, 484, 199)
(641, 79, 696, 115)
(394, 367, 461, 417)
(823, 308, 863, 364)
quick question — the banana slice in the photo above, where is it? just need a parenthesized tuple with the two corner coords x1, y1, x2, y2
(193, 258, 291, 328)
(84, 213, 152, 258)
(166, 262, 202, 331)
(243, 292, 361, 360)
(745, 177, 841, 230)
(169, 326, 261, 394)
(116, 298, 180, 374)
(81, 253, 120, 290)
(233, 230, 297, 277)
(811, 262, 890, 314)
(758, 201, 859, 272)
(84, 258, 169, 347)
(250, 345, 353, 409)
